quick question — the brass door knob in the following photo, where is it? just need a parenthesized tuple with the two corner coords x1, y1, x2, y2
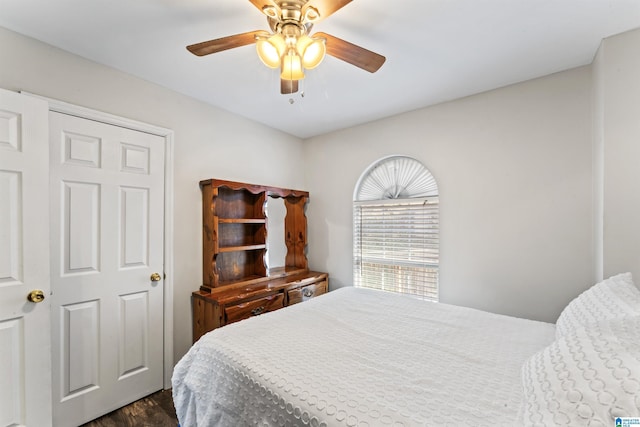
(27, 290, 45, 303)
(150, 272, 162, 282)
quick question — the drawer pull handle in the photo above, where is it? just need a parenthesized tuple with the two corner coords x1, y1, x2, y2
(302, 288, 314, 298)
(251, 306, 265, 316)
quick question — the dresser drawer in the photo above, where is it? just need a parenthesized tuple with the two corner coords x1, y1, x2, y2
(287, 280, 328, 305)
(224, 293, 284, 324)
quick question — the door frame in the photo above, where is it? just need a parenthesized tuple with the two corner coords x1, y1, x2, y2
(23, 92, 175, 389)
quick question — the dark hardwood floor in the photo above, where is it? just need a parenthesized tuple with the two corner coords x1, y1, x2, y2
(80, 389, 178, 427)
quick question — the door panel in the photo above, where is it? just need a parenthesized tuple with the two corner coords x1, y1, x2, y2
(60, 300, 100, 400)
(118, 291, 149, 377)
(62, 180, 101, 274)
(0, 317, 24, 426)
(120, 186, 149, 267)
(0, 89, 52, 427)
(0, 171, 22, 283)
(50, 112, 165, 427)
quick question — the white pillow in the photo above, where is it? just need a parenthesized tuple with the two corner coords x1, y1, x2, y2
(555, 273, 640, 338)
(521, 315, 640, 426)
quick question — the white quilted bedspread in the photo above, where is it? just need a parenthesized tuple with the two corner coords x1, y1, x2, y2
(172, 287, 555, 427)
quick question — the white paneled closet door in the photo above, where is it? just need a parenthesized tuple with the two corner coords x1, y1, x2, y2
(49, 112, 165, 427)
(0, 89, 52, 427)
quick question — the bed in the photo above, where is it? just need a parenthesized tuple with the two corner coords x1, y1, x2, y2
(173, 274, 640, 426)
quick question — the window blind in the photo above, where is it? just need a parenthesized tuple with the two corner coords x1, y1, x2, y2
(353, 197, 439, 301)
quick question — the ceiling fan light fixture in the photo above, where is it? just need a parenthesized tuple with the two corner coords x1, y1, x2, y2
(297, 35, 326, 69)
(281, 49, 305, 81)
(187, 0, 385, 94)
(256, 33, 286, 68)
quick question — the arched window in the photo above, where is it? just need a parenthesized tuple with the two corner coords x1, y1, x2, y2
(353, 155, 439, 300)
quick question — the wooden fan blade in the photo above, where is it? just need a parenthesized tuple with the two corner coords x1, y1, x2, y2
(281, 79, 299, 94)
(187, 30, 265, 57)
(303, 0, 352, 21)
(314, 32, 385, 73)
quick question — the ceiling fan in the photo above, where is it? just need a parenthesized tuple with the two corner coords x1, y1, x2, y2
(186, 0, 386, 94)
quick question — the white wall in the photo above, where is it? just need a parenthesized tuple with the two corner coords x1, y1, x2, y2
(596, 28, 640, 281)
(0, 26, 305, 362)
(304, 67, 594, 323)
(5, 22, 635, 357)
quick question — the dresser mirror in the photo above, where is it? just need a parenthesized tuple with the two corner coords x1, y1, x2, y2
(265, 196, 286, 270)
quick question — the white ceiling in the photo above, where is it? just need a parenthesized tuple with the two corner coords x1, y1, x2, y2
(1, 0, 639, 138)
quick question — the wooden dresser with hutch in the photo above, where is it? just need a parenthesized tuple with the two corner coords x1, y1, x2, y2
(192, 179, 328, 342)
